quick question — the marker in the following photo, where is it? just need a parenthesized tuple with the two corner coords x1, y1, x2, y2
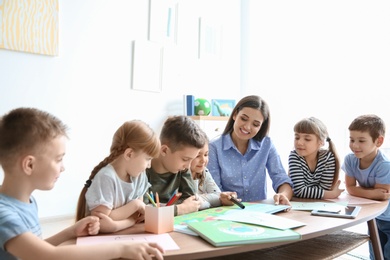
(230, 196, 245, 209)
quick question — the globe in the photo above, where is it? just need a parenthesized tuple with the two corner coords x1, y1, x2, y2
(194, 98, 211, 116)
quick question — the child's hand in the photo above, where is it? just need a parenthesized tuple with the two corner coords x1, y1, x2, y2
(373, 188, 390, 200)
(324, 180, 345, 199)
(74, 216, 100, 237)
(133, 199, 146, 215)
(220, 192, 238, 206)
(177, 196, 201, 215)
(121, 241, 165, 260)
(131, 211, 145, 224)
(95, 212, 122, 232)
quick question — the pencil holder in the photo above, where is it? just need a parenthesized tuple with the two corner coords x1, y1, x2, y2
(145, 205, 174, 234)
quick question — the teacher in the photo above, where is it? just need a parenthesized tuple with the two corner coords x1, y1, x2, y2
(208, 95, 293, 205)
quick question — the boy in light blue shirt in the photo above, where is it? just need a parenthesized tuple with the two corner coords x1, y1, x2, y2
(342, 114, 390, 260)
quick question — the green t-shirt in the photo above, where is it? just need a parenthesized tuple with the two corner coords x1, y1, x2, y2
(145, 168, 197, 215)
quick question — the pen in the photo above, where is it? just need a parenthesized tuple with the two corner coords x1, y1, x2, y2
(230, 196, 245, 209)
(146, 192, 157, 207)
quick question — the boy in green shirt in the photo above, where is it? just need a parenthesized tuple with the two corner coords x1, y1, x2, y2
(146, 115, 205, 216)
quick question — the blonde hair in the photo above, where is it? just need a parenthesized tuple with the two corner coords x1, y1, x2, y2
(76, 120, 160, 221)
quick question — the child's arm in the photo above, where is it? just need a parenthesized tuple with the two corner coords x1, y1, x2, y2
(345, 175, 390, 200)
(6, 231, 164, 260)
(91, 199, 145, 233)
(323, 180, 344, 199)
(45, 216, 99, 246)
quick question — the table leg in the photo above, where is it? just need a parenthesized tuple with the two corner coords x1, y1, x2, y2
(367, 219, 384, 260)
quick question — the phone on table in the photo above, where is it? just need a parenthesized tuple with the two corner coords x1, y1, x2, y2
(311, 205, 361, 219)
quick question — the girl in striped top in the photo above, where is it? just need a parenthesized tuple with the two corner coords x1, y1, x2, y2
(288, 117, 344, 199)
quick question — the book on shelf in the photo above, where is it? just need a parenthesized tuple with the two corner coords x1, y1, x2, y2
(187, 220, 301, 247)
(174, 202, 292, 236)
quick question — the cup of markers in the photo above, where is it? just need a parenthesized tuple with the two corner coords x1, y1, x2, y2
(145, 191, 181, 234)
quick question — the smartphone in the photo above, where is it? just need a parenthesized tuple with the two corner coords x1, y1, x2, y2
(311, 205, 361, 219)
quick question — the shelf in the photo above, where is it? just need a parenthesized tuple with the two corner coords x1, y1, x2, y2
(189, 116, 229, 121)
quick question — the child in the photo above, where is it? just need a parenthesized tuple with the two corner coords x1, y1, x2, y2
(288, 117, 344, 199)
(342, 114, 390, 259)
(146, 115, 205, 216)
(76, 120, 161, 234)
(190, 133, 239, 210)
(0, 108, 164, 260)
(207, 95, 293, 205)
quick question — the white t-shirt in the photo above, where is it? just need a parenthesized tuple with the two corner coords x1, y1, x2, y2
(85, 164, 150, 213)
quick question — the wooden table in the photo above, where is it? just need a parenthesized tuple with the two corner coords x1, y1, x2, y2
(163, 198, 388, 260)
(64, 197, 388, 259)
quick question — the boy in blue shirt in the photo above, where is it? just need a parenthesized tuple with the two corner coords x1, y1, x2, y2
(0, 107, 164, 260)
(342, 114, 390, 259)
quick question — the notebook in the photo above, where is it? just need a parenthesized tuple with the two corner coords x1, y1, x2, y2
(187, 220, 301, 247)
(174, 202, 291, 235)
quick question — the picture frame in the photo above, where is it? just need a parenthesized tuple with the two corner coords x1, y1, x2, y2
(198, 17, 223, 60)
(149, 0, 178, 45)
(131, 40, 163, 93)
(211, 99, 235, 117)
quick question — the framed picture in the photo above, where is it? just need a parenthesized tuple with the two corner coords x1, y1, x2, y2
(211, 99, 235, 117)
(149, 0, 178, 45)
(198, 17, 223, 60)
(0, 0, 59, 55)
(131, 40, 163, 93)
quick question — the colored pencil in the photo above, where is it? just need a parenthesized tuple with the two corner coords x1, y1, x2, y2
(146, 192, 157, 207)
(155, 192, 160, 207)
(166, 192, 182, 206)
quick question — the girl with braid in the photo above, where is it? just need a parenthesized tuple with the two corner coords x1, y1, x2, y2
(288, 117, 344, 199)
(76, 120, 160, 234)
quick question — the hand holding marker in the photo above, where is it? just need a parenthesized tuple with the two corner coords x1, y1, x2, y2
(230, 196, 245, 209)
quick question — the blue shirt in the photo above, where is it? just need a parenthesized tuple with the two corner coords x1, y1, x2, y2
(208, 134, 293, 202)
(342, 150, 390, 221)
(0, 193, 41, 260)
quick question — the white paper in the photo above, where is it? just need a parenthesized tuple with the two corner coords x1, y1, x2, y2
(76, 233, 179, 251)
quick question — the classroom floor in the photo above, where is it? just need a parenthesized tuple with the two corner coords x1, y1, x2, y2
(336, 223, 370, 260)
(40, 216, 371, 260)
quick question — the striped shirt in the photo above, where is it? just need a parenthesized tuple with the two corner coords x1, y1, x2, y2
(288, 150, 335, 199)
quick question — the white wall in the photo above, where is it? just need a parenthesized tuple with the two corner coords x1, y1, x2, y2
(0, 0, 241, 218)
(4, 0, 389, 220)
(242, 1, 390, 177)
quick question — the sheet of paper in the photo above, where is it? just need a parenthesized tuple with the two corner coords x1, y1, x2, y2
(217, 211, 305, 230)
(76, 233, 179, 251)
(290, 201, 347, 211)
